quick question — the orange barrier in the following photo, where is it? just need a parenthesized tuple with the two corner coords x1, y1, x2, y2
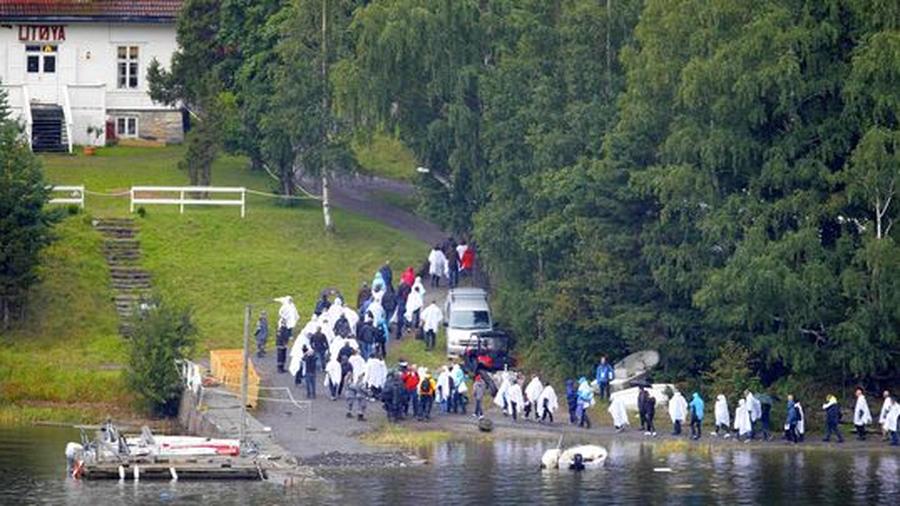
(209, 349, 260, 408)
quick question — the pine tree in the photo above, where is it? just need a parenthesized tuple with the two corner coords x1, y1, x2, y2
(0, 83, 60, 328)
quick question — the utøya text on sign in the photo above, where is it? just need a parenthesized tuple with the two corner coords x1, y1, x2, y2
(18, 25, 67, 42)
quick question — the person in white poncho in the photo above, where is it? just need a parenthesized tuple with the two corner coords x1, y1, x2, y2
(884, 394, 900, 447)
(744, 390, 762, 440)
(506, 377, 525, 421)
(733, 398, 752, 440)
(437, 366, 452, 412)
(713, 394, 730, 438)
(853, 387, 873, 441)
(325, 358, 343, 401)
(523, 376, 543, 420)
(537, 384, 558, 423)
(275, 296, 300, 373)
(608, 394, 629, 432)
(668, 391, 688, 436)
(364, 357, 387, 398)
(420, 300, 443, 351)
(348, 350, 366, 384)
(880, 391, 895, 441)
(427, 244, 447, 288)
(404, 277, 425, 329)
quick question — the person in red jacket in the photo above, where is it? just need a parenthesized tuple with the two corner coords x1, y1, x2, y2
(401, 364, 420, 419)
(460, 244, 475, 280)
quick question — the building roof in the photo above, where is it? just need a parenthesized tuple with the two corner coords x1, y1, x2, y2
(0, 1, 182, 23)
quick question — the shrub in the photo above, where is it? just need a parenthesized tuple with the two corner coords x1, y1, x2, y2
(126, 297, 196, 416)
(702, 341, 762, 401)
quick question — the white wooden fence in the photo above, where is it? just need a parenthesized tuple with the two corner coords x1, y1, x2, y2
(130, 186, 246, 218)
(48, 185, 85, 208)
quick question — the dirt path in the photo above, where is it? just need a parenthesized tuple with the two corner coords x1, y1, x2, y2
(251, 353, 393, 460)
(306, 174, 447, 245)
(251, 350, 900, 464)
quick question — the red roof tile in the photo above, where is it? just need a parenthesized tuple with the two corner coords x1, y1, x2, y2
(0, 1, 182, 22)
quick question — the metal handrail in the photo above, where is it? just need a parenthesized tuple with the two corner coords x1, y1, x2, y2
(62, 85, 74, 153)
(22, 85, 33, 149)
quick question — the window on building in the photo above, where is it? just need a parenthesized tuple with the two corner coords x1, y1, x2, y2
(26, 45, 56, 74)
(116, 117, 138, 138)
(117, 46, 140, 89)
(43, 55, 56, 73)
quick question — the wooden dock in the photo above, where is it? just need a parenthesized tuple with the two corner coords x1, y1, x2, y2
(81, 458, 266, 481)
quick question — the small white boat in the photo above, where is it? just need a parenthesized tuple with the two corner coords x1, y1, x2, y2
(66, 422, 241, 468)
(541, 445, 608, 470)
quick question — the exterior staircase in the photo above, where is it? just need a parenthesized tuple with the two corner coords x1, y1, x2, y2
(94, 218, 152, 336)
(31, 104, 68, 153)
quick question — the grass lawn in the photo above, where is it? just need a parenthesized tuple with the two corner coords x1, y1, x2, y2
(0, 217, 131, 424)
(352, 133, 419, 182)
(1, 145, 428, 424)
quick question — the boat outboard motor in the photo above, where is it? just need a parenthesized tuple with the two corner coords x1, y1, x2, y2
(570, 453, 586, 471)
(65, 442, 83, 471)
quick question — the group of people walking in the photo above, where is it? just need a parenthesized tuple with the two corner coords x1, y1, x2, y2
(590, 355, 900, 446)
(380, 360, 479, 422)
(255, 282, 900, 447)
(250, 238, 481, 420)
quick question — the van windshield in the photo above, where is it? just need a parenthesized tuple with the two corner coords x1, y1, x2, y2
(449, 310, 491, 330)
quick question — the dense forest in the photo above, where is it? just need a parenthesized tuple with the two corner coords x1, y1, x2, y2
(160, 0, 899, 394)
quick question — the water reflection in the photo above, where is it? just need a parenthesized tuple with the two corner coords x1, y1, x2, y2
(1, 426, 898, 505)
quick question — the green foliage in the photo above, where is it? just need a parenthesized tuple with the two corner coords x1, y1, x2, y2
(126, 298, 197, 417)
(148, 0, 227, 185)
(0, 84, 60, 328)
(0, 217, 128, 424)
(333, 0, 900, 390)
(702, 342, 762, 401)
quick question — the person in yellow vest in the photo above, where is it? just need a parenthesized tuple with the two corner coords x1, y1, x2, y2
(418, 373, 437, 421)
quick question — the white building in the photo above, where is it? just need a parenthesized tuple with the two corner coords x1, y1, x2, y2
(0, 0, 184, 152)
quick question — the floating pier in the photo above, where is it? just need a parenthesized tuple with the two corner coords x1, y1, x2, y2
(80, 457, 266, 481)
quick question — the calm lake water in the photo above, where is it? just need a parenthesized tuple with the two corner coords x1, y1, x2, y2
(1, 426, 899, 505)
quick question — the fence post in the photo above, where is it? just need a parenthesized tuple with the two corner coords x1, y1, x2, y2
(179, 190, 185, 214)
(129, 188, 134, 214)
(241, 188, 246, 218)
(78, 186, 85, 209)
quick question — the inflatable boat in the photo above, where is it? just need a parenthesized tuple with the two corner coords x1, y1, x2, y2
(541, 445, 608, 470)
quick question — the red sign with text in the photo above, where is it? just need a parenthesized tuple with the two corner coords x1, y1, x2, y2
(18, 25, 66, 42)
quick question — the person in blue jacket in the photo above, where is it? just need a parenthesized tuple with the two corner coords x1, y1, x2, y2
(785, 396, 800, 443)
(565, 379, 578, 424)
(689, 392, 705, 440)
(595, 356, 614, 400)
(822, 395, 844, 443)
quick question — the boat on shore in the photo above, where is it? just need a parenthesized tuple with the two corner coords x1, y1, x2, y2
(65, 421, 253, 481)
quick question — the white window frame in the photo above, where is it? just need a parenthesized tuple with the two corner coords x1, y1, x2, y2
(116, 45, 140, 89)
(115, 116, 139, 139)
(25, 44, 58, 74)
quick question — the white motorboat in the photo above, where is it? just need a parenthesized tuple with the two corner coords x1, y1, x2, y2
(66, 422, 241, 468)
(541, 445, 608, 470)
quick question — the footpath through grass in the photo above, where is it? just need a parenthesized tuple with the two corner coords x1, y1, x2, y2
(1, 145, 428, 424)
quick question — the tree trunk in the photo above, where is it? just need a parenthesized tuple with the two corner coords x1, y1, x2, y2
(321, 0, 335, 233)
(322, 173, 334, 233)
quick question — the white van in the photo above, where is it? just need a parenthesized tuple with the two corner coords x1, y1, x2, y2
(444, 288, 492, 357)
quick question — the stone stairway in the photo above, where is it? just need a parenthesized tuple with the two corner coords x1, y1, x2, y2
(94, 218, 152, 336)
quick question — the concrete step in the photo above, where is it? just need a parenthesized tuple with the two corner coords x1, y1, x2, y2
(103, 238, 140, 249)
(95, 218, 135, 226)
(97, 230, 135, 239)
(109, 267, 150, 277)
(111, 282, 152, 290)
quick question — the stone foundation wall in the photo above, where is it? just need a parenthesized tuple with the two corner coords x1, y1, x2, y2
(109, 109, 184, 144)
